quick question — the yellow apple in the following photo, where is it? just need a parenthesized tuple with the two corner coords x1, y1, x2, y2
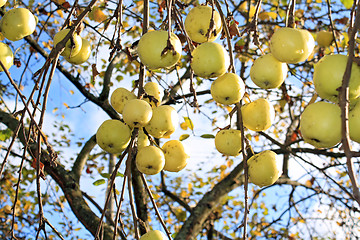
(145, 105, 179, 138)
(122, 99, 152, 128)
(137, 30, 182, 70)
(136, 146, 165, 175)
(0, 42, 13, 71)
(162, 140, 189, 172)
(270, 27, 315, 64)
(316, 30, 334, 48)
(144, 82, 163, 107)
(210, 73, 245, 105)
(137, 128, 150, 150)
(96, 119, 132, 154)
(184, 5, 222, 43)
(300, 101, 341, 148)
(0, 0, 7, 8)
(110, 87, 137, 114)
(248, 150, 282, 187)
(139, 230, 167, 240)
(349, 99, 360, 143)
(241, 98, 275, 131)
(313, 54, 360, 103)
(191, 42, 230, 78)
(53, 28, 83, 58)
(250, 53, 288, 89)
(1, 8, 37, 41)
(215, 129, 242, 156)
(65, 38, 91, 65)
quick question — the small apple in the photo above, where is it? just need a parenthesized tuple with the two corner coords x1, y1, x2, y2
(300, 101, 341, 148)
(270, 27, 315, 64)
(162, 140, 189, 172)
(145, 105, 179, 139)
(184, 5, 222, 43)
(191, 42, 230, 78)
(139, 230, 167, 240)
(0, 0, 7, 8)
(215, 129, 242, 156)
(137, 128, 150, 150)
(110, 87, 137, 114)
(0, 42, 13, 71)
(65, 38, 91, 65)
(137, 30, 182, 70)
(136, 146, 165, 175)
(248, 150, 282, 187)
(349, 99, 360, 143)
(1, 8, 37, 41)
(122, 99, 153, 128)
(144, 82, 163, 107)
(316, 30, 334, 48)
(250, 53, 288, 89)
(53, 28, 83, 58)
(210, 73, 245, 105)
(313, 54, 360, 103)
(241, 98, 275, 131)
(96, 119, 132, 154)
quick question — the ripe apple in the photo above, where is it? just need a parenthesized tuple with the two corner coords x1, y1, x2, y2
(0, 0, 7, 8)
(110, 87, 137, 114)
(0, 42, 13, 71)
(300, 101, 341, 148)
(1, 8, 37, 41)
(145, 105, 179, 139)
(349, 99, 360, 143)
(215, 129, 242, 156)
(137, 30, 182, 70)
(144, 82, 163, 107)
(53, 28, 83, 58)
(184, 5, 222, 43)
(136, 146, 165, 175)
(122, 99, 153, 128)
(65, 38, 91, 65)
(162, 140, 189, 172)
(139, 230, 167, 240)
(248, 150, 282, 187)
(96, 119, 132, 154)
(191, 42, 230, 78)
(270, 27, 315, 64)
(210, 73, 245, 105)
(250, 53, 288, 89)
(137, 128, 150, 150)
(241, 98, 275, 131)
(316, 30, 334, 48)
(313, 54, 360, 103)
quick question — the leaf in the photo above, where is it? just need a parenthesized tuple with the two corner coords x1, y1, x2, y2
(200, 134, 215, 139)
(183, 117, 194, 130)
(100, 173, 110, 179)
(258, 12, 277, 21)
(93, 179, 106, 186)
(180, 122, 188, 130)
(341, 0, 353, 9)
(0, 128, 12, 141)
(179, 134, 190, 141)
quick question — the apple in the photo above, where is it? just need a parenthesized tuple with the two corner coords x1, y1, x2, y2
(137, 128, 150, 150)
(137, 30, 182, 70)
(0, 42, 13, 72)
(139, 230, 167, 240)
(53, 28, 83, 58)
(215, 129, 242, 156)
(250, 53, 288, 89)
(349, 99, 360, 143)
(210, 73, 245, 105)
(241, 98, 275, 131)
(300, 101, 341, 148)
(110, 87, 137, 114)
(144, 82, 163, 107)
(0, 0, 7, 8)
(313, 54, 360, 103)
(316, 30, 334, 48)
(1, 8, 37, 41)
(270, 27, 315, 64)
(248, 150, 282, 187)
(184, 5, 222, 43)
(191, 42, 230, 78)
(136, 146, 165, 175)
(65, 38, 91, 65)
(96, 119, 132, 154)
(145, 105, 179, 139)
(122, 99, 153, 128)
(162, 140, 189, 172)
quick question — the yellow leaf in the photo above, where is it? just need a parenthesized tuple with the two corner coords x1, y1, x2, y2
(52, 107, 58, 113)
(88, 7, 107, 23)
(63, 103, 69, 109)
(258, 12, 277, 21)
(179, 134, 190, 141)
(69, 90, 74, 95)
(183, 117, 194, 130)
(180, 122, 188, 130)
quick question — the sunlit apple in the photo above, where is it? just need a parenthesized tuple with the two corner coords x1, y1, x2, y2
(0, 42, 13, 71)
(145, 105, 178, 139)
(139, 230, 167, 240)
(122, 99, 152, 128)
(210, 73, 245, 105)
(65, 38, 91, 65)
(162, 140, 189, 172)
(241, 98, 275, 131)
(53, 28, 83, 58)
(0, 0, 7, 8)
(215, 129, 242, 156)
(110, 87, 137, 114)
(316, 30, 334, 47)
(349, 99, 360, 143)
(144, 81, 163, 107)
(137, 128, 150, 150)
(1, 8, 37, 41)
(136, 146, 165, 175)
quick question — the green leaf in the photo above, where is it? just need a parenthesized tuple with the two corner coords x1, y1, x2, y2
(200, 134, 215, 139)
(0, 128, 12, 141)
(341, 0, 353, 9)
(93, 179, 106, 186)
(179, 134, 190, 141)
(100, 173, 110, 179)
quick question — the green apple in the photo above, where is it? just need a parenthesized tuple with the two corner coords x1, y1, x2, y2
(137, 30, 182, 70)
(191, 42, 230, 78)
(313, 54, 360, 103)
(0, 42, 13, 71)
(248, 150, 282, 187)
(110, 87, 137, 114)
(184, 5, 222, 43)
(136, 146, 165, 175)
(139, 230, 167, 240)
(316, 30, 334, 48)
(241, 98, 275, 131)
(137, 128, 150, 150)
(162, 140, 189, 172)
(300, 101, 341, 148)
(122, 99, 152, 128)
(215, 129, 242, 156)
(349, 99, 360, 143)
(96, 119, 132, 154)
(270, 27, 315, 64)
(65, 38, 91, 65)
(144, 81, 163, 107)
(210, 73, 245, 105)
(53, 28, 83, 58)
(250, 53, 288, 89)
(1, 8, 36, 41)
(145, 105, 178, 138)
(0, 0, 7, 8)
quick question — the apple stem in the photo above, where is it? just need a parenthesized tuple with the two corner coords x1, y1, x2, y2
(285, 0, 296, 28)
